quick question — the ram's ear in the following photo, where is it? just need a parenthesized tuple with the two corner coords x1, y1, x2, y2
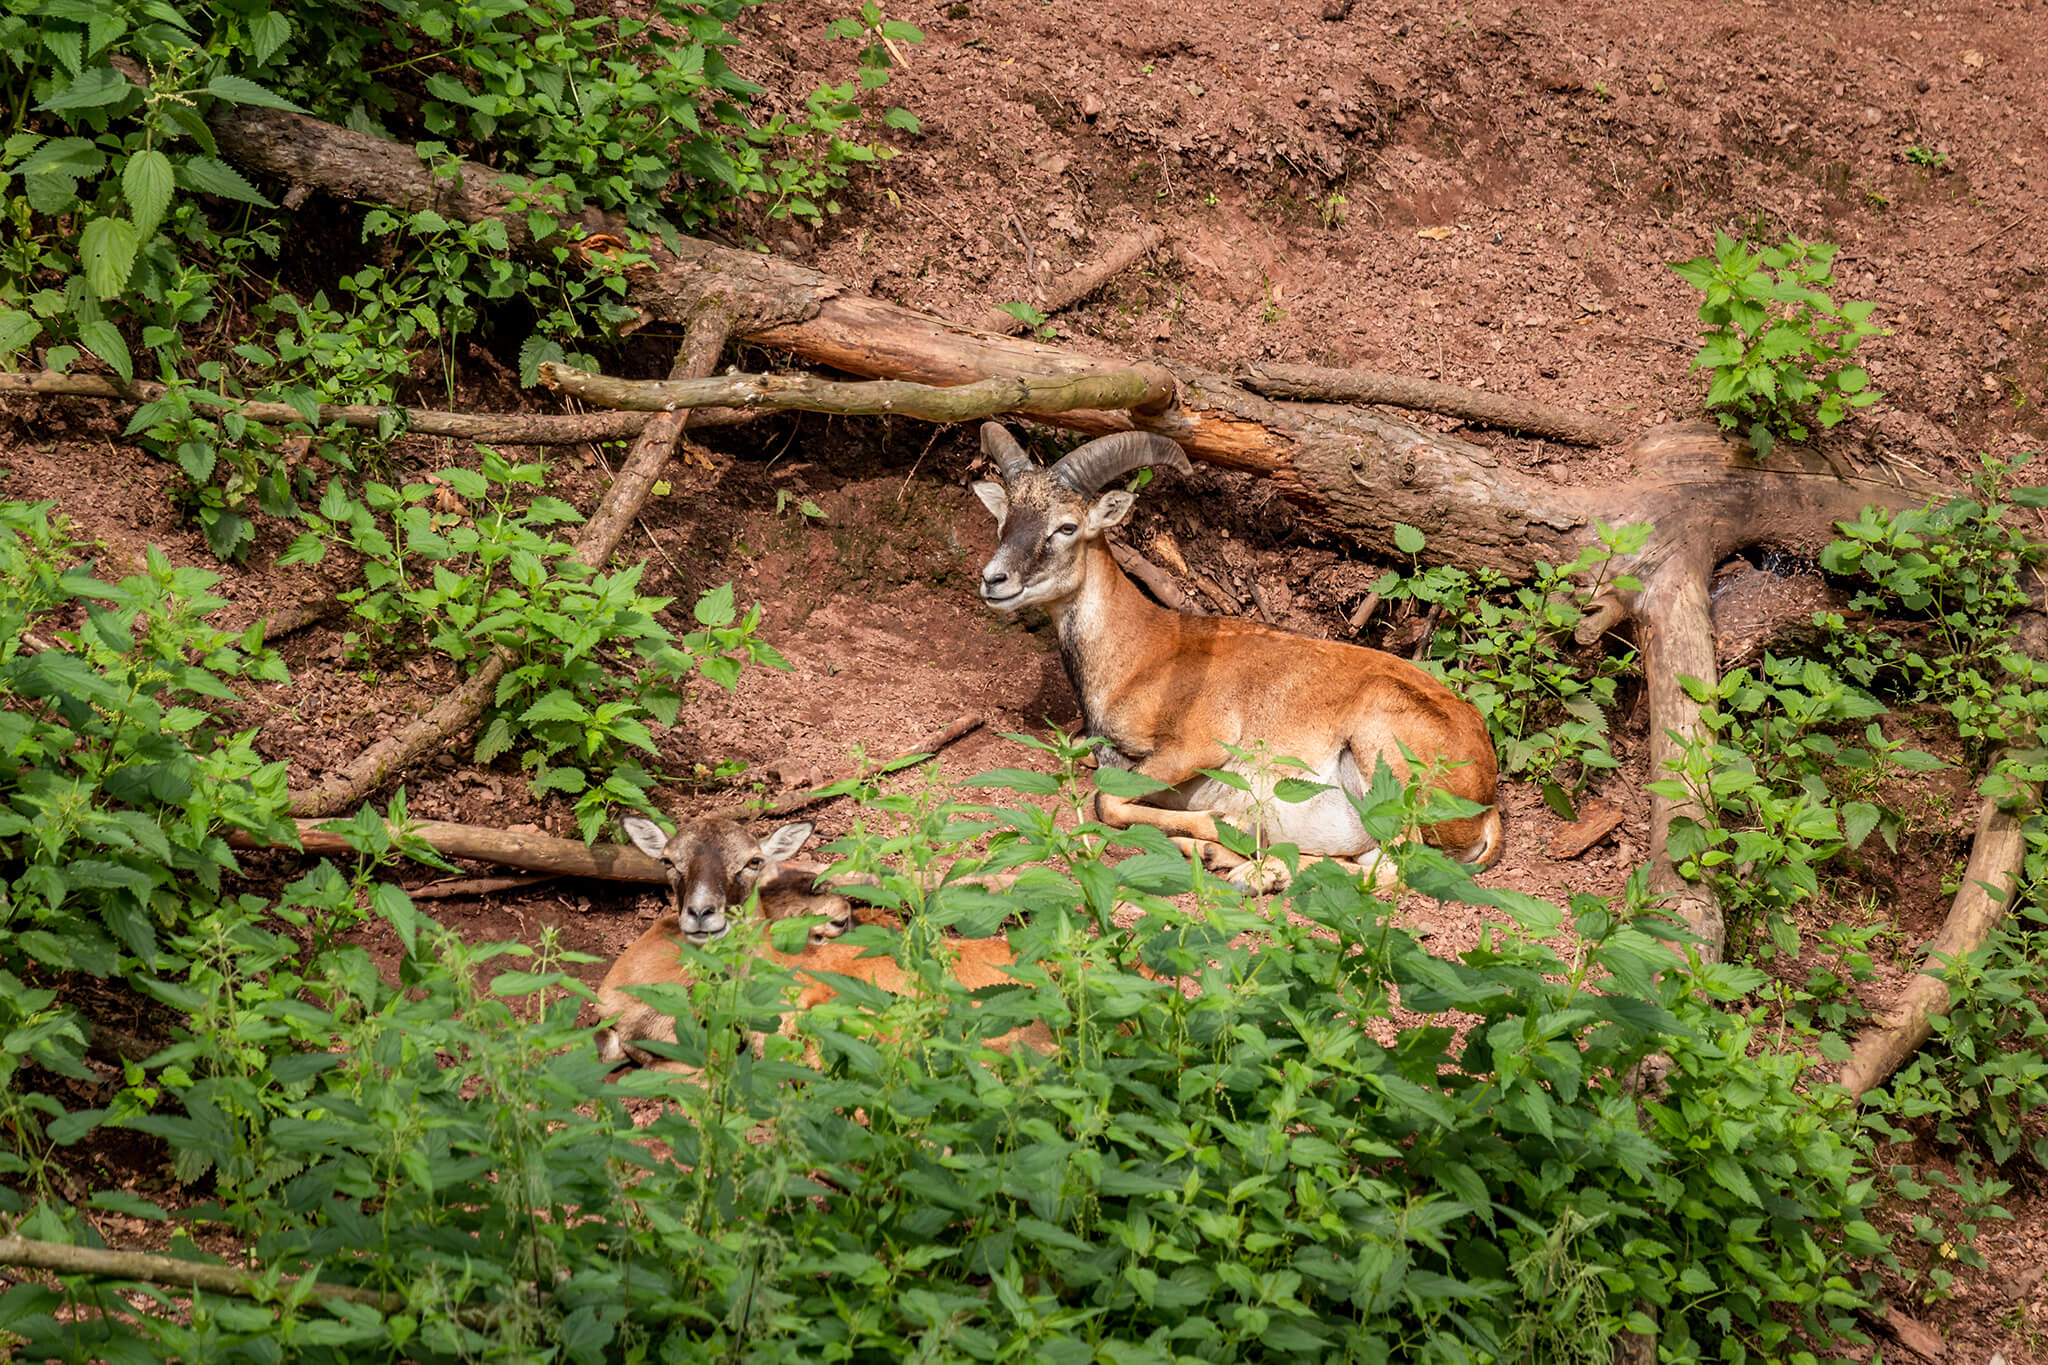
(1087, 489, 1136, 532)
(621, 816, 670, 859)
(971, 480, 1009, 525)
(758, 820, 814, 864)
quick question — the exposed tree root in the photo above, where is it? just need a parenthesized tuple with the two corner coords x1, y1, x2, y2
(1239, 362, 1626, 447)
(1839, 757, 2041, 1099)
(1109, 541, 1195, 612)
(1638, 561, 1726, 962)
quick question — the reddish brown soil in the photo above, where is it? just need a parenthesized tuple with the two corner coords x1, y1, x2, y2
(5, 0, 2048, 1354)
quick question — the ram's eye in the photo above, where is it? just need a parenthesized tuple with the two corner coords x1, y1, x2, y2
(745, 856, 764, 871)
(1058, 523, 1079, 536)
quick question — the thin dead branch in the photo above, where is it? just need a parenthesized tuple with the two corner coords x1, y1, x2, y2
(982, 225, 1166, 334)
(1239, 362, 1626, 446)
(1839, 757, 2041, 1098)
(536, 361, 1178, 422)
(409, 873, 563, 900)
(0, 370, 685, 444)
(0, 1231, 410, 1318)
(1109, 541, 1193, 611)
(704, 713, 986, 822)
(229, 819, 666, 883)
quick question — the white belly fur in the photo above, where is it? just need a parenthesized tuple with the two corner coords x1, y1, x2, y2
(1151, 748, 1370, 856)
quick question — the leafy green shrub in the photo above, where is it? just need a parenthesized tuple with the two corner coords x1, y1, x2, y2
(1820, 459, 2048, 754)
(0, 497, 297, 1184)
(1653, 655, 1951, 949)
(281, 452, 786, 837)
(0, 0, 919, 552)
(6, 742, 1888, 1361)
(1670, 233, 1887, 456)
(1374, 520, 1643, 803)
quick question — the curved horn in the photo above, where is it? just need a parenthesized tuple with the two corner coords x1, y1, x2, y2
(1049, 432, 1194, 495)
(980, 422, 1037, 480)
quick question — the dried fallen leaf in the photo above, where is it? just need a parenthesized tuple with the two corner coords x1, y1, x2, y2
(1961, 49, 1984, 68)
(1883, 1306, 1949, 1361)
(1416, 226, 1455, 240)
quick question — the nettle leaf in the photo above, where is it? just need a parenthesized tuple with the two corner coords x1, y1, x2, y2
(179, 155, 274, 207)
(1393, 522, 1427, 555)
(1092, 767, 1169, 799)
(203, 74, 306, 112)
(693, 581, 735, 626)
(519, 690, 589, 725)
(0, 305, 42, 360)
(1841, 801, 1881, 850)
(80, 216, 140, 299)
(248, 9, 292, 63)
(964, 768, 1061, 795)
(38, 65, 134, 112)
(518, 333, 564, 388)
(122, 148, 174, 237)
(76, 317, 133, 382)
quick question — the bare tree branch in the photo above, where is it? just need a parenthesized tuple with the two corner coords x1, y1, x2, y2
(1239, 362, 1625, 447)
(536, 361, 1177, 421)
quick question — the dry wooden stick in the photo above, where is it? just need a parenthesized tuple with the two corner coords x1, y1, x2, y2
(230, 819, 665, 882)
(1839, 758, 2041, 1099)
(1346, 591, 1381, 633)
(285, 312, 731, 818)
(1109, 541, 1193, 611)
(409, 872, 563, 900)
(537, 361, 1178, 422)
(982, 225, 1167, 334)
(0, 370, 681, 444)
(704, 713, 986, 822)
(0, 1231, 408, 1317)
(1239, 362, 1625, 446)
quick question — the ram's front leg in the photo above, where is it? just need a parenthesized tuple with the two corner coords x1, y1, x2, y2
(1093, 744, 1246, 873)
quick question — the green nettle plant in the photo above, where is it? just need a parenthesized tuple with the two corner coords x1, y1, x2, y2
(1, 734, 1890, 1361)
(1670, 233, 1888, 456)
(0, 498, 298, 1182)
(0, 0, 920, 555)
(281, 451, 786, 838)
(1373, 519, 1644, 807)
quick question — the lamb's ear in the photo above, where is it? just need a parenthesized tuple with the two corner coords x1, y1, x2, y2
(758, 820, 815, 865)
(971, 480, 1009, 525)
(621, 816, 670, 859)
